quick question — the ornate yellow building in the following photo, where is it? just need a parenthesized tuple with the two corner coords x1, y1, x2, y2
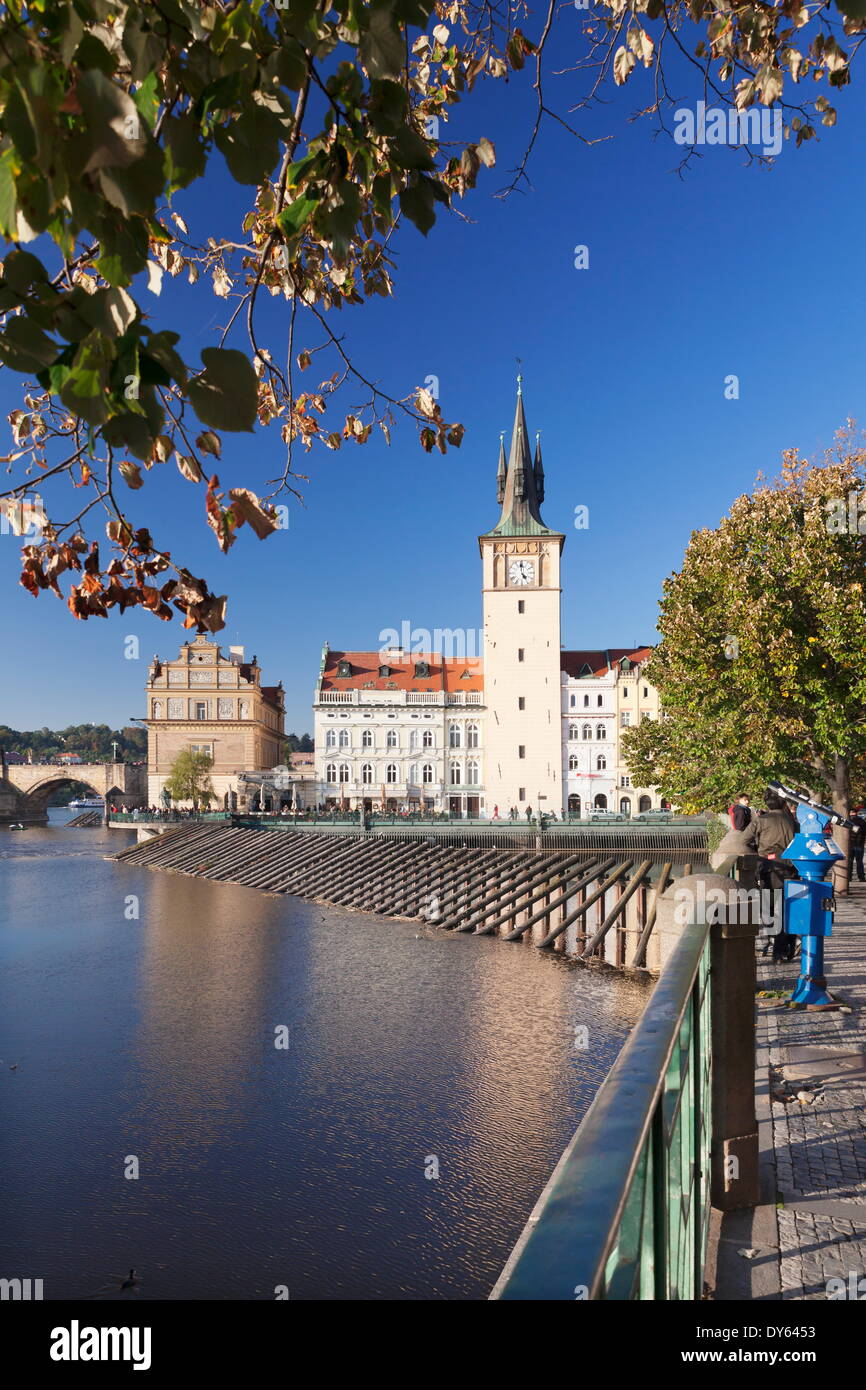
(145, 634, 285, 808)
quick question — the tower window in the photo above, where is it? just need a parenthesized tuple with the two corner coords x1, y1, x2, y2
(518, 697, 525, 710)
(518, 787, 525, 802)
(518, 600, 525, 614)
(518, 745, 525, 759)
(517, 648, 524, 662)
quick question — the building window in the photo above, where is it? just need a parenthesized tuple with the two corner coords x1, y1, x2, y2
(361, 763, 373, 785)
(379, 665, 390, 677)
(386, 763, 398, 784)
(326, 729, 336, 749)
(518, 697, 525, 710)
(337, 660, 352, 677)
(339, 729, 350, 748)
(423, 730, 434, 748)
(195, 702, 207, 720)
(339, 763, 350, 784)
(326, 763, 337, 784)
(518, 600, 524, 613)
(518, 787, 525, 801)
(597, 695, 603, 707)
(569, 723, 579, 741)
(596, 754, 606, 771)
(644, 686, 649, 698)
(620, 797, 631, 816)
(362, 729, 373, 748)
(448, 724, 461, 749)
(621, 712, 631, 727)
(582, 723, 592, 740)
(414, 661, 429, 678)
(517, 648, 524, 662)
(422, 763, 434, 785)
(569, 694, 576, 708)
(467, 760, 479, 784)
(583, 694, 590, 708)
(449, 762, 462, 785)
(467, 723, 479, 748)
(621, 776, 631, 788)
(639, 795, 652, 812)
(596, 723, 605, 740)
(569, 754, 578, 771)
(387, 729, 398, 749)
(518, 745, 525, 759)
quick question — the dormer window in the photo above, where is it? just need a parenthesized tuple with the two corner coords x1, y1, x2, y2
(620, 657, 632, 671)
(379, 664, 390, 678)
(579, 663, 593, 678)
(414, 661, 429, 678)
(336, 660, 352, 678)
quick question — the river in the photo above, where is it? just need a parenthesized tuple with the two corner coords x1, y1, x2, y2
(0, 812, 650, 1300)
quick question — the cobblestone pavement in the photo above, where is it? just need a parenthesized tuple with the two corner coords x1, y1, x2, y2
(757, 884, 866, 1300)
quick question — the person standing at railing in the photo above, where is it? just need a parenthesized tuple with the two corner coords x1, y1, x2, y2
(754, 791, 798, 962)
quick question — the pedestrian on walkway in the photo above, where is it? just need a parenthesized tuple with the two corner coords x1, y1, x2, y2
(754, 791, 798, 962)
(850, 805, 866, 883)
(525, 805, 533, 822)
(730, 793, 753, 831)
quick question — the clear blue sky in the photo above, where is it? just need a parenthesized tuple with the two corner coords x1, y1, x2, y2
(2, 41, 864, 735)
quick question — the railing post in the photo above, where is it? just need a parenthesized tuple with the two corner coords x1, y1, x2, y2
(709, 883, 760, 1212)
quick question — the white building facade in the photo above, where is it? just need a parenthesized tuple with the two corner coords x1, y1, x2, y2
(313, 386, 663, 818)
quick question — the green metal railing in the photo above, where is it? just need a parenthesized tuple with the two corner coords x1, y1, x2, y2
(491, 915, 712, 1300)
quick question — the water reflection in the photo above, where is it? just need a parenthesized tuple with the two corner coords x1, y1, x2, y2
(0, 814, 649, 1300)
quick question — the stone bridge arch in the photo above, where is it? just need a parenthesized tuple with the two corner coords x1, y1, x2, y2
(1, 762, 145, 824)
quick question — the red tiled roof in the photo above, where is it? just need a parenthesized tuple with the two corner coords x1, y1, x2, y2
(321, 651, 484, 693)
(561, 647, 653, 678)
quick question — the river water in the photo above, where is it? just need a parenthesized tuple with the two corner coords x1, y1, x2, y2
(0, 813, 650, 1301)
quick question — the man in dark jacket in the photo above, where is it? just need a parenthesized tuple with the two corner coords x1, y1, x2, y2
(755, 792, 798, 961)
(731, 794, 753, 831)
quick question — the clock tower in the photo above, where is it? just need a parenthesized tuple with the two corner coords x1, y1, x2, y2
(480, 381, 565, 815)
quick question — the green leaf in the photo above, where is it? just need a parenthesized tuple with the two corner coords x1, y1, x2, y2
(0, 316, 58, 372)
(399, 178, 436, 235)
(214, 105, 284, 185)
(360, 2, 405, 80)
(188, 348, 257, 432)
(0, 150, 18, 238)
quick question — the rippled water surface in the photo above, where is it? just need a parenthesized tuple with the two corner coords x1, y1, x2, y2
(0, 813, 650, 1300)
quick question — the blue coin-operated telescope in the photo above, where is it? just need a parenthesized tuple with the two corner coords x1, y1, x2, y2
(768, 782, 854, 1009)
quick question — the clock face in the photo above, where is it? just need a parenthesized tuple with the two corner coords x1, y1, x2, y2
(509, 559, 535, 586)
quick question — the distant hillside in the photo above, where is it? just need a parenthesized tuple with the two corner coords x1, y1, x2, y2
(0, 724, 147, 763)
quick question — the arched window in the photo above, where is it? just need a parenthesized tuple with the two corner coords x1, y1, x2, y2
(449, 761, 462, 785)
(568, 794, 581, 815)
(570, 694, 576, 708)
(448, 723, 461, 749)
(596, 753, 606, 771)
(467, 723, 479, 749)
(326, 763, 337, 783)
(620, 797, 631, 816)
(594, 793, 607, 809)
(639, 795, 652, 812)
(467, 760, 479, 784)
(568, 723, 579, 741)
(422, 763, 434, 785)
(339, 763, 350, 783)
(583, 694, 590, 708)
(386, 763, 398, 784)
(339, 729, 350, 748)
(326, 730, 336, 749)
(422, 729, 434, 748)
(582, 723, 592, 740)
(597, 695, 603, 707)
(569, 754, 578, 771)
(410, 728, 419, 750)
(386, 729, 398, 748)
(362, 729, 373, 748)
(361, 763, 373, 785)
(596, 723, 605, 740)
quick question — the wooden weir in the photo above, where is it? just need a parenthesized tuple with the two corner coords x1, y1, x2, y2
(113, 820, 707, 972)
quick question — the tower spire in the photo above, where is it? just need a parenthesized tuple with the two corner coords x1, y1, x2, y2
(534, 431, 544, 503)
(496, 431, 506, 504)
(480, 379, 557, 538)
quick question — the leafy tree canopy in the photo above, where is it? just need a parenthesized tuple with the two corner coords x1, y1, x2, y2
(0, 720, 146, 760)
(0, 0, 864, 630)
(163, 745, 214, 806)
(623, 424, 866, 818)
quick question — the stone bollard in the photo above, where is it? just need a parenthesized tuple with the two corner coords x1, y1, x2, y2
(656, 873, 760, 1212)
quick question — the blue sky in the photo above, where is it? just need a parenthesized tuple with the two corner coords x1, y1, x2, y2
(2, 34, 865, 735)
